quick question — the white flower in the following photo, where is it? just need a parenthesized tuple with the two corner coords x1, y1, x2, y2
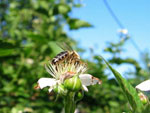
(37, 57, 102, 93)
(135, 79, 150, 91)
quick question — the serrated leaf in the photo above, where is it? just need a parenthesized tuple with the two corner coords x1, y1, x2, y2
(100, 56, 143, 112)
(68, 18, 92, 30)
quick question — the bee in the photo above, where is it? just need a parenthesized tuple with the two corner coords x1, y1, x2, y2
(51, 43, 80, 65)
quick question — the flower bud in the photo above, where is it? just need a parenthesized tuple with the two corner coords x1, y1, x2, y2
(53, 84, 67, 96)
(75, 90, 84, 102)
(138, 92, 148, 105)
(64, 76, 82, 92)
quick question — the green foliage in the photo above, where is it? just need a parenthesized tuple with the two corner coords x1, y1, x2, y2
(1, 0, 149, 113)
(0, 40, 18, 57)
(53, 3, 71, 15)
(68, 18, 92, 30)
(0, 0, 83, 112)
(101, 56, 144, 112)
(142, 104, 150, 113)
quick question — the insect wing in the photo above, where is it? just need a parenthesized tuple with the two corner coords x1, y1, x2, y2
(56, 42, 73, 51)
(136, 79, 150, 91)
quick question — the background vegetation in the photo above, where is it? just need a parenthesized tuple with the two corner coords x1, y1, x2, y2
(0, 0, 150, 113)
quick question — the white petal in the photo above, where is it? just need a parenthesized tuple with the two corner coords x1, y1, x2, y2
(48, 87, 53, 93)
(82, 85, 88, 92)
(136, 79, 150, 91)
(79, 74, 102, 86)
(38, 78, 57, 89)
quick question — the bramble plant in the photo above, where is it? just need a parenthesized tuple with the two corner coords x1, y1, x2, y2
(36, 50, 101, 113)
(1, 0, 150, 113)
(101, 56, 150, 113)
(36, 47, 150, 113)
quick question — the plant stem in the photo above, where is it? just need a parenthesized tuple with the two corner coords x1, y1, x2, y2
(64, 92, 76, 113)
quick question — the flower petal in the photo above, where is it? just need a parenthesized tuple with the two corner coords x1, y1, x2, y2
(79, 74, 102, 86)
(38, 78, 57, 89)
(48, 87, 53, 93)
(82, 85, 88, 92)
(136, 79, 150, 91)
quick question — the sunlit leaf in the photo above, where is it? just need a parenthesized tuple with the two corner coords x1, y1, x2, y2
(53, 4, 71, 15)
(68, 18, 92, 30)
(73, 4, 83, 8)
(101, 56, 144, 112)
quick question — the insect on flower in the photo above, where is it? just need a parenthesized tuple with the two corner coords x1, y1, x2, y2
(51, 43, 80, 65)
(36, 43, 102, 93)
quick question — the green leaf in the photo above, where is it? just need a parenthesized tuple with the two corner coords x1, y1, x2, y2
(68, 18, 92, 30)
(0, 40, 17, 57)
(53, 4, 71, 15)
(26, 32, 47, 44)
(100, 56, 143, 112)
(73, 4, 83, 8)
(142, 104, 150, 113)
(0, 48, 15, 57)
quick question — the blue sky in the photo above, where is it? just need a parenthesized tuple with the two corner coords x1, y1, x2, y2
(67, 0, 150, 76)
(68, 0, 150, 60)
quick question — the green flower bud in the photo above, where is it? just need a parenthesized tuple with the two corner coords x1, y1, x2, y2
(138, 92, 148, 105)
(53, 84, 67, 96)
(64, 75, 82, 92)
(75, 90, 84, 102)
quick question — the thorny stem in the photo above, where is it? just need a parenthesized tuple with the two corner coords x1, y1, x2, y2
(64, 92, 76, 113)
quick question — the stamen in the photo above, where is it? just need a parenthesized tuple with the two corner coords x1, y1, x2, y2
(45, 65, 55, 77)
(45, 53, 87, 82)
